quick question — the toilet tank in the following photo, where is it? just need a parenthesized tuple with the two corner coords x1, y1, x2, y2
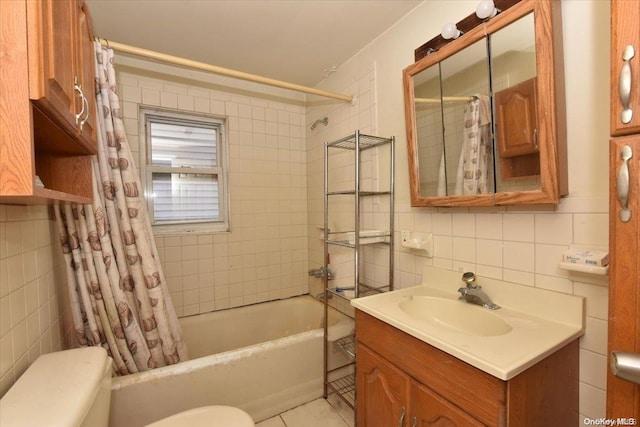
(0, 347, 112, 427)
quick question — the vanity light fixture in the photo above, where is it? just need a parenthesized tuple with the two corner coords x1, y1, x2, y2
(476, 0, 500, 19)
(441, 22, 462, 40)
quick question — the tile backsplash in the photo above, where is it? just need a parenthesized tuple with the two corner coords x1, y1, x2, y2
(393, 202, 609, 420)
(0, 205, 72, 396)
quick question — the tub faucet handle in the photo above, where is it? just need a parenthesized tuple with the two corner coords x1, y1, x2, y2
(308, 267, 334, 280)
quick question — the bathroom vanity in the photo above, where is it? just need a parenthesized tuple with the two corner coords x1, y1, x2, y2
(351, 267, 584, 426)
(356, 312, 578, 426)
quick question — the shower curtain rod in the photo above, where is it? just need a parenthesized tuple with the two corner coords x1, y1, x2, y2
(415, 96, 476, 104)
(99, 40, 354, 103)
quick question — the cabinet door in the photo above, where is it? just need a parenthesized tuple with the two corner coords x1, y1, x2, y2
(410, 380, 485, 427)
(495, 78, 538, 158)
(611, 0, 640, 136)
(357, 344, 410, 427)
(30, 0, 78, 131)
(75, 0, 96, 145)
(607, 136, 640, 418)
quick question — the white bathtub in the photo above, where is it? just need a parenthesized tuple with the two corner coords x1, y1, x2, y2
(109, 296, 354, 426)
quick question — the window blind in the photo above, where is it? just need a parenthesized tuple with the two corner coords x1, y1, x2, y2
(145, 114, 225, 225)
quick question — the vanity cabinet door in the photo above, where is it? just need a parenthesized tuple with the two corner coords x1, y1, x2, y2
(356, 344, 410, 427)
(410, 381, 485, 427)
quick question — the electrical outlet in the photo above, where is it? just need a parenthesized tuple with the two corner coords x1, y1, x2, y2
(401, 230, 410, 244)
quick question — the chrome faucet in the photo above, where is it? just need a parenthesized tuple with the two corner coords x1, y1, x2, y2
(457, 272, 500, 310)
(308, 267, 334, 280)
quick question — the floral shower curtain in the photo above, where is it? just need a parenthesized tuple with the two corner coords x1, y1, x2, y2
(54, 42, 188, 375)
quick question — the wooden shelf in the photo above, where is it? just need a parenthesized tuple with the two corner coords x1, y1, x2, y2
(0, 188, 92, 206)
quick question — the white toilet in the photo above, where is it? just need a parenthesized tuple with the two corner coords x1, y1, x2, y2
(0, 347, 255, 427)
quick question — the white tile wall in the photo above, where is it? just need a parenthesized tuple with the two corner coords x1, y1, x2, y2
(118, 70, 310, 316)
(0, 205, 71, 397)
(390, 203, 609, 421)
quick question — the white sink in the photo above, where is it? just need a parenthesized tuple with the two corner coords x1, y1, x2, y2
(350, 266, 585, 380)
(399, 296, 512, 337)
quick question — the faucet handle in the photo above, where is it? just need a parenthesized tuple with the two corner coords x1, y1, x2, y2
(462, 272, 477, 288)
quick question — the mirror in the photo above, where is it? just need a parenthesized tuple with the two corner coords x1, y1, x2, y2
(413, 63, 443, 198)
(403, 0, 566, 206)
(491, 13, 538, 193)
(440, 39, 492, 197)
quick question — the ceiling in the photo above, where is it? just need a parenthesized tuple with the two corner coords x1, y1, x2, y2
(86, 0, 422, 88)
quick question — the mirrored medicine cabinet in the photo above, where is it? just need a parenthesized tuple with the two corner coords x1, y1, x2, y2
(403, 0, 567, 207)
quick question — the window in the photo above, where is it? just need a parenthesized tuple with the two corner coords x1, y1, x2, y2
(140, 108, 228, 233)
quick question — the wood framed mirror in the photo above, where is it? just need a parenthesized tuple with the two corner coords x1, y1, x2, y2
(403, 0, 566, 207)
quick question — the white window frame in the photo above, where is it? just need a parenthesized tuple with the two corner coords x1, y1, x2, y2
(139, 107, 229, 234)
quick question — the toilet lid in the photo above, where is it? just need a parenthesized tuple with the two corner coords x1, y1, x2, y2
(145, 406, 255, 427)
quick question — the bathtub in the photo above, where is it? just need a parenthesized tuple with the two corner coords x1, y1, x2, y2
(108, 295, 354, 426)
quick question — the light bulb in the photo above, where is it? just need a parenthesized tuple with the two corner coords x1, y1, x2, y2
(476, 0, 498, 19)
(441, 22, 461, 40)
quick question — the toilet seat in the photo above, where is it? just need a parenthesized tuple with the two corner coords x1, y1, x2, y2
(145, 405, 255, 427)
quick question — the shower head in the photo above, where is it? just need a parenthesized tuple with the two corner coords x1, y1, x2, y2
(310, 117, 328, 130)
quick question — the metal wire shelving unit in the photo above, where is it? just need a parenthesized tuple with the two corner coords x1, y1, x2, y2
(322, 131, 395, 412)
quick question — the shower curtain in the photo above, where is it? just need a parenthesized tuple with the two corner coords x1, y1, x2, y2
(455, 96, 492, 195)
(54, 42, 187, 375)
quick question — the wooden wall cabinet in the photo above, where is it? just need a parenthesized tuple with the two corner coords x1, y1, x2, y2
(356, 310, 579, 426)
(495, 78, 541, 182)
(0, 0, 96, 205)
(496, 78, 538, 159)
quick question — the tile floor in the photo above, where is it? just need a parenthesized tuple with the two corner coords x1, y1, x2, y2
(256, 396, 354, 427)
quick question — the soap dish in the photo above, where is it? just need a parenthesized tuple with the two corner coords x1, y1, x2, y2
(558, 244, 609, 275)
(558, 261, 609, 275)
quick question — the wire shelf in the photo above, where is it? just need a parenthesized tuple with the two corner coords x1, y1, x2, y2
(327, 132, 393, 151)
(327, 283, 391, 301)
(358, 283, 390, 297)
(336, 334, 356, 359)
(327, 373, 356, 409)
(326, 190, 391, 197)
